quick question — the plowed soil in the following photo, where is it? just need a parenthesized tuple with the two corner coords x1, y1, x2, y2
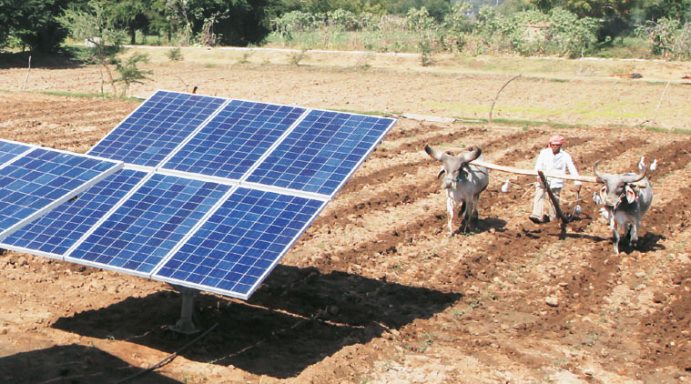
(0, 49, 689, 384)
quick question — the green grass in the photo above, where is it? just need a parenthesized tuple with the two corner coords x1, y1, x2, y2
(594, 37, 652, 59)
(40, 90, 141, 103)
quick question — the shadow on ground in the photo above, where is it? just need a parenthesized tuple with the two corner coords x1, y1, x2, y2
(53, 265, 461, 378)
(0, 344, 180, 384)
(0, 51, 83, 70)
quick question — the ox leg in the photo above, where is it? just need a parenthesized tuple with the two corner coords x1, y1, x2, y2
(447, 197, 456, 236)
(612, 223, 620, 254)
(629, 221, 639, 247)
(462, 200, 476, 233)
(472, 192, 481, 222)
(457, 200, 468, 234)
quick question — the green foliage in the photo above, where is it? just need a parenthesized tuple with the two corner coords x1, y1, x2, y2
(166, 47, 184, 61)
(57, 0, 153, 97)
(471, 7, 598, 57)
(111, 0, 151, 44)
(444, 2, 473, 34)
(636, 18, 691, 59)
(327, 9, 360, 31)
(386, 0, 452, 21)
(637, 0, 691, 24)
(56, 1, 127, 60)
(545, 8, 599, 57)
(272, 11, 323, 40)
(0, 0, 69, 52)
(405, 7, 437, 31)
(289, 49, 308, 65)
(419, 36, 434, 66)
(115, 52, 153, 96)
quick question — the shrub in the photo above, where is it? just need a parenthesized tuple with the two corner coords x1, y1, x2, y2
(327, 9, 360, 31)
(637, 18, 691, 59)
(546, 8, 599, 57)
(406, 7, 437, 31)
(166, 47, 184, 61)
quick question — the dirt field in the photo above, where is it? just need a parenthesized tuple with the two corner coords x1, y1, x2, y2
(0, 48, 689, 383)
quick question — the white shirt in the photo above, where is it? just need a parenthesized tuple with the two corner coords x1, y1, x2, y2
(533, 147, 581, 189)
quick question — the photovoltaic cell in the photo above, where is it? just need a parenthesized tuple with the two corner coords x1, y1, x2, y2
(88, 90, 226, 167)
(67, 174, 229, 274)
(247, 110, 395, 196)
(0, 140, 30, 166)
(163, 100, 305, 180)
(2, 169, 147, 256)
(154, 187, 325, 298)
(0, 148, 120, 238)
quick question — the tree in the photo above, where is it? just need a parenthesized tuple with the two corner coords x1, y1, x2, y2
(111, 0, 152, 44)
(0, 0, 72, 52)
(57, 0, 150, 96)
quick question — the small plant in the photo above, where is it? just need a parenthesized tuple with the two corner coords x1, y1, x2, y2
(356, 62, 372, 71)
(419, 37, 433, 66)
(237, 50, 253, 64)
(166, 47, 184, 61)
(289, 49, 308, 66)
(115, 53, 153, 97)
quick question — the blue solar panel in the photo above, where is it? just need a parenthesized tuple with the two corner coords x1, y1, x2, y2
(247, 110, 395, 196)
(0, 140, 31, 166)
(2, 169, 147, 256)
(67, 174, 229, 274)
(3, 91, 396, 300)
(154, 187, 325, 298)
(163, 100, 305, 180)
(88, 90, 226, 167)
(0, 148, 121, 238)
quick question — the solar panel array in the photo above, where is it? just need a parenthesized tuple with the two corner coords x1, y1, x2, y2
(1, 90, 395, 299)
(0, 141, 122, 241)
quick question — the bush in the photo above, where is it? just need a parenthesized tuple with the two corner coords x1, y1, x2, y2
(637, 18, 691, 59)
(545, 8, 599, 57)
(272, 11, 324, 40)
(166, 47, 184, 61)
(406, 7, 437, 31)
(473, 7, 598, 57)
(327, 9, 360, 31)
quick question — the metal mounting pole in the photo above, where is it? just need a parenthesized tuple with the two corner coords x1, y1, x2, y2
(166, 286, 201, 334)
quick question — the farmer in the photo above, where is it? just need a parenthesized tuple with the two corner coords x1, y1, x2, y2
(529, 135, 582, 224)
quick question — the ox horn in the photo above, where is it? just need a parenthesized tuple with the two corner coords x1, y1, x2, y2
(622, 165, 648, 184)
(424, 144, 445, 161)
(592, 160, 605, 183)
(461, 146, 482, 163)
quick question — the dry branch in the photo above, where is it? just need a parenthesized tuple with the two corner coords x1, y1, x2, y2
(489, 74, 521, 125)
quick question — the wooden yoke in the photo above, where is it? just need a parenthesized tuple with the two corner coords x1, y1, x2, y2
(470, 159, 598, 183)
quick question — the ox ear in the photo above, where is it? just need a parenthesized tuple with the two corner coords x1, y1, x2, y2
(625, 185, 637, 204)
(592, 191, 602, 205)
(425, 144, 444, 161)
(598, 185, 607, 203)
(437, 166, 446, 179)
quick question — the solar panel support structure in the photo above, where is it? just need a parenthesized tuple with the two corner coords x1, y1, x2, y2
(164, 285, 201, 334)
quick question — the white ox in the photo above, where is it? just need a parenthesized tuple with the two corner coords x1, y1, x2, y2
(592, 161, 653, 254)
(425, 145, 489, 235)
